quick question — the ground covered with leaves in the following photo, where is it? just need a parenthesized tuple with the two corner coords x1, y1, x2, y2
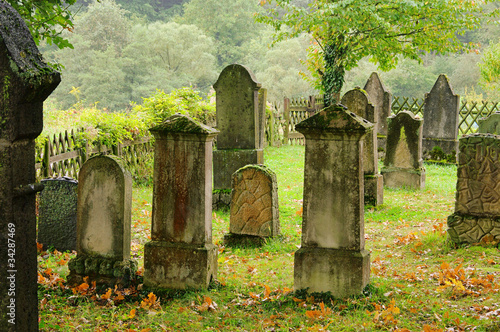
(38, 145, 500, 331)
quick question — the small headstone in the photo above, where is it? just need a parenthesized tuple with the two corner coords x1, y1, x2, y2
(364, 72, 392, 153)
(422, 74, 460, 160)
(212, 64, 265, 209)
(293, 105, 372, 298)
(0, 1, 61, 330)
(448, 133, 500, 244)
(38, 177, 78, 252)
(341, 87, 383, 206)
(381, 111, 426, 189)
(144, 114, 219, 289)
(478, 112, 500, 134)
(67, 155, 136, 287)
(225, 165, 280, 246)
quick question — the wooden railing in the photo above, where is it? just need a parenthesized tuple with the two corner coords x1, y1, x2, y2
(35, 129, 153, 181)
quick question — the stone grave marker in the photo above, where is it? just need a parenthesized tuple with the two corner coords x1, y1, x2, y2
(422, 74, 460, 161)
(144, 114, 219, 289)
(38, 177, 78, 252)
(341, 87, 383, 206)
(0, 2, 61, 330)
(478, 112, 500, 134)
(67, 155, 137, 287)
(225, 164, 280, 246)
(293, 104, 372, 298)
(213, 64, 265, 209)
(364, 72, 392, 153)
(381, 111, 426, 189)
(448, 133, 500, 244)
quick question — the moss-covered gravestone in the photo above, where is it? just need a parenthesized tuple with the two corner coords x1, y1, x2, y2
(225, 164, 280, 246)
(422, 74, 460, 161)
(364, 72, 392, 152)
(0, 2, 61, 330)
(67, 155, 137, 287)
(381, 111, 426, 189)
(448, 134, 500, 244)
(144, 114, 219, 289)
(212, 64, 265, 209)
(38, 177, 78, 252)
(341, 87, 383, 206)
(293, 105, 372, 298)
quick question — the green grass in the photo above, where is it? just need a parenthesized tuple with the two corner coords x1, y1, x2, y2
(38, 145, 500, 331)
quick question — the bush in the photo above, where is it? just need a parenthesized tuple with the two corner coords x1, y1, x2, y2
(133, 87, 215, 127)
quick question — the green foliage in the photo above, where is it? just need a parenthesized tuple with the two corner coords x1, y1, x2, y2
(257, 0, 495, 104)
(479, 40, 500, 100)
(7, 0, 77, 50)
(133, 87, 215, 127)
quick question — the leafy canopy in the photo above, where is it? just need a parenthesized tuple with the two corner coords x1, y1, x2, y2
(7, 0, 80, 50)
(257, 0, 496, 103)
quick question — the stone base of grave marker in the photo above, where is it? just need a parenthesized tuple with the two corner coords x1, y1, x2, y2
(381, 167, 426, 189)
(423, 139, 458, 162)
(294, 248, 370, 298)
(224, 233, 268, 246)
(213, 149, 264, 189)
(364, 174, 383, 206)
(447, 213, 500, 244)
(144, 242, 218, 289)
(67, 255, 138, 287)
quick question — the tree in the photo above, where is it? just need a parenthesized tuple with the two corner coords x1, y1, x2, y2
(478, 40, 500, 100)
(180, 0, 266, 68)
(7, 0, 79, 50)
(258, 0, 496, 107)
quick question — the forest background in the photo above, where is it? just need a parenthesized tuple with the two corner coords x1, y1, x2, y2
(36, 0, 500, 111)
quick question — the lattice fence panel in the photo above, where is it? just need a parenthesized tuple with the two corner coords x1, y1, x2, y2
(459, 101, 500, 135)
(391, 96, 425, 117)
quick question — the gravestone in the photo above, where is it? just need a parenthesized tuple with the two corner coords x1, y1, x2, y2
(364, 72, 392, 153)
(38, 177, 78, 252)
(212, 64, 265, 209)
(448, 134, 500, 244)
(67, 155, 137, 287)
(293, 105, 372, 298)
(422, 74, 460, 161)
(0, 2, 61, 330)
(144, 114, 219, 289)
(341, 87, 383, 206)
(478, 112, 500, 134)
(225, 165, 280, 246)
(381, 111, 426, 189)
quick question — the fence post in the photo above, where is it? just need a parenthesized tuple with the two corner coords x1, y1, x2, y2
(284, 97, 290, 145)
(43, 137, 50, 178)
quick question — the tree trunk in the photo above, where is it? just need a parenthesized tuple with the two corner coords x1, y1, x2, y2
(322, 38, 347, 107)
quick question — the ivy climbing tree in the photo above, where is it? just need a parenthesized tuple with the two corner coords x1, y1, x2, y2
(257, 0, 497, 107)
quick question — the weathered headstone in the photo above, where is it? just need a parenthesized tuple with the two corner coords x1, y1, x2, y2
(381, 111, 426, 189)
(212, 64, 265, 209)
(364, 72, 392, 153)
(67, 155, 136, 287)
(144, 114, 218, 289)
(422, 74, 460, 161)
(448, 133, 500, 244)
(38, 177, 78, 252)
(293, 105, 372, 298)
(341, 87, 383, 206)
(478, 112, 500, 134)
(0, 2, 61, 330)
(225, 165, 280, 246)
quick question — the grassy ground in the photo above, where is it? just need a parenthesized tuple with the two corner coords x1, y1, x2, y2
(38, 145, 500, 331)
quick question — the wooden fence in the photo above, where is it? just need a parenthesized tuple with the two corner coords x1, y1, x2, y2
(269, 95, 500, 146)
(35, 129, 154, 181)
